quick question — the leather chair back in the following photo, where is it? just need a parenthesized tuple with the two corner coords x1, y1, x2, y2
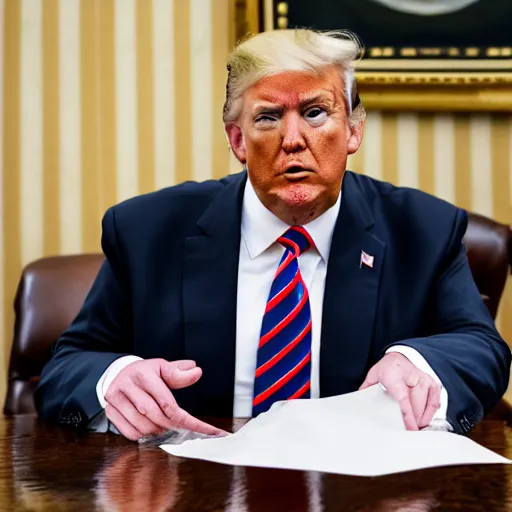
(3, 254, 103, 415)
(3, 213, 512, 415)
(463, 213, 512, 319)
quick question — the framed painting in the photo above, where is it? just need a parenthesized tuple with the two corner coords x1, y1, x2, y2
(234, 0, 512, 111)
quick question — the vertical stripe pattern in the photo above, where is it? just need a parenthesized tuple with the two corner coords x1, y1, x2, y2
(3, 0, 22, 400)
(470, 115, 493, 218)
(98, 0, 117, 213)
(20, 0, 43, 266)
(80, 0, 100, 252)
(434, 115, 455, 203)
(362, 111, 382, 179)
(190, 0, 213, 182)
(136, 0, 155, 195)
(381, 113, 398, 185)
(115, 0, 138, 202)
(211, 0, 230, 179)
(42, 0, 60, 255)
(397, 113, 419, 189)
(173, 0, 192, 185)
(417, 115, 434, 196)
(59, 0, 81, 254)
(454, 115, 472, 211)
(153, 0, 174, 189)
(0, 0, 5, 404)
(1, 1, 512, 404)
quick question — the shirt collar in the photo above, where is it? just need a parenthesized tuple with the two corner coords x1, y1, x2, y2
(241, 177, 341, 262)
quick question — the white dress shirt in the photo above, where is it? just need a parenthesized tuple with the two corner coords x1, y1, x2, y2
(92, 178, 450, 430)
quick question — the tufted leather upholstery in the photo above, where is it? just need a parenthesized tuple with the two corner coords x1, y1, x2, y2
(3, 213, 512, 415)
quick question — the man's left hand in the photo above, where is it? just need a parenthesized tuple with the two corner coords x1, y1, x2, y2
(359, 352, 442, 430)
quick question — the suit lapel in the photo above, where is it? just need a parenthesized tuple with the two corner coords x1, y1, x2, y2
(320, 172, 386, 398)
(182, 172, 247, 416)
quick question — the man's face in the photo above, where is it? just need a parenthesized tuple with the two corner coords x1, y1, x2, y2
(226, 67, 363, 224)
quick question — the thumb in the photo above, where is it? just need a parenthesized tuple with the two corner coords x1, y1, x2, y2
(359, 367, 379, 390)
(162, 362, 203, 389)
(171, 360, 198, 371)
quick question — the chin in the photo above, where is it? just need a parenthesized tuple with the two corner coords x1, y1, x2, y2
(275, 183, 321, 210)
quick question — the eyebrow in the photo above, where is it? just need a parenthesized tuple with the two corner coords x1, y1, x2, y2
(253, 93, 334, 115)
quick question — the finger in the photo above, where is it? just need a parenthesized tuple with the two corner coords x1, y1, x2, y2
(130, 364, 180, 414)
(397, 390, 419, 431)
(110, 391, 163, 437)
(170, 408, 226, 436)
(130, 368, 220, 434)
(419, 383, 442, 428)
(359, 367, 379, 390)
(162, 365, 203, 390)
(169, 360, 197, 372)
(105, 403, 144, 441)
(409, 374, 431, 425)
(122, 383, 176, 430)
(381, 374, 419, 431)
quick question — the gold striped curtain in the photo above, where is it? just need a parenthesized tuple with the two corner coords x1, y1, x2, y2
(1, 0, 511, 403)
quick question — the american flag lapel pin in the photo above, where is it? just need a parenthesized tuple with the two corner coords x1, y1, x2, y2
(360, 250, 374, 269)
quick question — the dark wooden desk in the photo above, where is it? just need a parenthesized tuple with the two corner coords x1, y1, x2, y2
(1, 412, 512, 511)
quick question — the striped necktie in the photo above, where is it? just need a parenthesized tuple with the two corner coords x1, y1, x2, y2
(252, 226, 314, 416)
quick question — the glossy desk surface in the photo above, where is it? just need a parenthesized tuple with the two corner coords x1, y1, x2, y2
(1, 411, 512, 511)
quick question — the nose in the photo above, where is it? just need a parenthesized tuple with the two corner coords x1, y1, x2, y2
(281, 113, 306, 154)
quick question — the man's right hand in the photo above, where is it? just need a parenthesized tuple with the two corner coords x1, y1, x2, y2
(104, 359, 224, 441)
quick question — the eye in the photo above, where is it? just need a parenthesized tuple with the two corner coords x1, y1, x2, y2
(254, 112, 279, 124)
(304, 107, 327, 123)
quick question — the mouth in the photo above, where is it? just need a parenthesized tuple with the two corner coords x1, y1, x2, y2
(282, 165, 313, 181)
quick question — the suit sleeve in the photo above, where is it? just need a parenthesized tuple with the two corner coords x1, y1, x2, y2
(34, 207, 133, 428)
(386, 209, 511, 434)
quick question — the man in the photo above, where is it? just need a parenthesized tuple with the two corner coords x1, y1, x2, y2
(35, 29, 510, 441)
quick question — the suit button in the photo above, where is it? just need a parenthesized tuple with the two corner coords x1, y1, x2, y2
(69, 412, 82, 427)
(458, 416, 471, 434)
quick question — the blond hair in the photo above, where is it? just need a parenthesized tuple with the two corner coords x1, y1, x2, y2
(223, 29, 365, 127)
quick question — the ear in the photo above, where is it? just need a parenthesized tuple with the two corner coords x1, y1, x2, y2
(346, 118, 365, 155)
(225, 123, 247, 163)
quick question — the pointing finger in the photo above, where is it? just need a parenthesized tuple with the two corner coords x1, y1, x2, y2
(172, 408, 227, 436)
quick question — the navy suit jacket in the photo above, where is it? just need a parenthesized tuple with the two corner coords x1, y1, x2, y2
(35, 171, 511, 433)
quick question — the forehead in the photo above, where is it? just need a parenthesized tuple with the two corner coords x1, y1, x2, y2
(244, 68, 344, 108)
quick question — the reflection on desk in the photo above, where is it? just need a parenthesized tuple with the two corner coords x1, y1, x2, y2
(1, 409, 512, 511)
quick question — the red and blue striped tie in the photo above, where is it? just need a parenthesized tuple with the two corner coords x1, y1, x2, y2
(252, 226, 314, 416)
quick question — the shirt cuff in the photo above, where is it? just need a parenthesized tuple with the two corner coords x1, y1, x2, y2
(87, 412, 122, 434)
(87, 411, 110, 432)
(95, 355, 143, 408)
(386, 345, 452, 432)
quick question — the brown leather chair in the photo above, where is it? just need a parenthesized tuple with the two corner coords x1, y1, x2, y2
(463, 213, 512, 320)
(3, 254, 103, 415)
(3, 213, 512, 415)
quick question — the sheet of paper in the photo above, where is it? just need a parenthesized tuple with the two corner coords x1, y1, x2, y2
(160, 386, 511, 477)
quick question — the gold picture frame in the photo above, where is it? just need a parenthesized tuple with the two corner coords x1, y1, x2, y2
(234, 0, 512, 112)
